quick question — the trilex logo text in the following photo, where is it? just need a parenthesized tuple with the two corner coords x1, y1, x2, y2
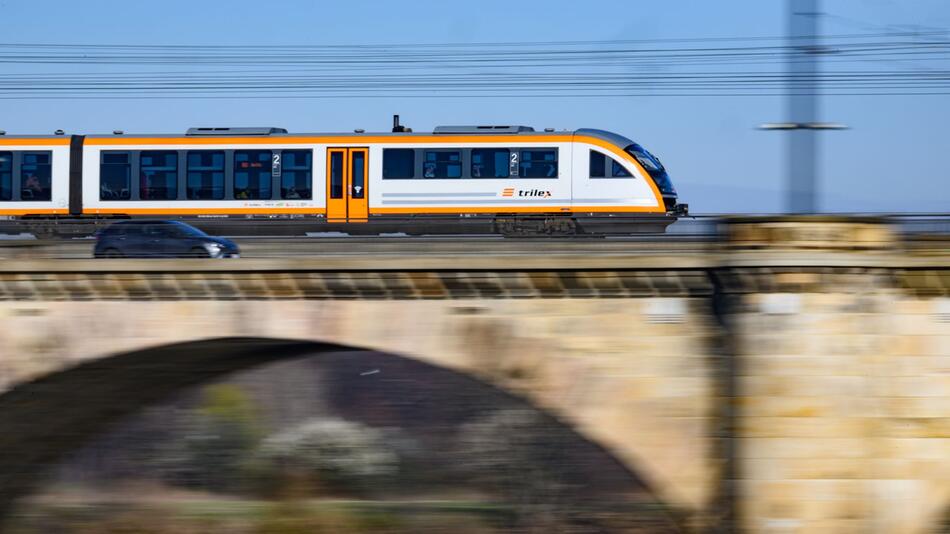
(501, 188, 551, 198)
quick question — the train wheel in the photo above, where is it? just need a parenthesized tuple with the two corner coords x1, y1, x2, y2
(103, 249, 123, 258)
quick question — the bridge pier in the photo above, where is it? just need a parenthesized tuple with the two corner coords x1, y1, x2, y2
(721, 217, 949, 533)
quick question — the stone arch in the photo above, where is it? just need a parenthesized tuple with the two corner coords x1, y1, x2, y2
(0, 336, 683, 531)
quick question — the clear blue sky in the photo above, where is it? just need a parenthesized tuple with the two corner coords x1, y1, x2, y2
(0, 0, 948, 213)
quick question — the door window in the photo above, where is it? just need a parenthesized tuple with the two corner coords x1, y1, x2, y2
(329, 151, 344, 199)
(351, 151, 365, 199)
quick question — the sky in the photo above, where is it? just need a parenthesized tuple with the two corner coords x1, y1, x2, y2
(0, 0, 948, 214)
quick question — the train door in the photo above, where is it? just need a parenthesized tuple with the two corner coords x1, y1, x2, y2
(326, 148, 369, 222)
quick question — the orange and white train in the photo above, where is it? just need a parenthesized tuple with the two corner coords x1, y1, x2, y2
(0, 119, 686, 236)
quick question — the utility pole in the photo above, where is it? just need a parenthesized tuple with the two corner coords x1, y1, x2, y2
(760, 0, 845, 214)
(788, 0, 819, 213)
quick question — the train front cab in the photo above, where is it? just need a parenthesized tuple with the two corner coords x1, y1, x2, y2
(571, 129, 684, 233)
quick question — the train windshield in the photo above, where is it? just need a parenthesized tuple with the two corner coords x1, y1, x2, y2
(625, 144, 664, 174)
(625, 143, 675, 196)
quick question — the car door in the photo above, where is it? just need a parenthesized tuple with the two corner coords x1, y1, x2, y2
(137, 224, 171, 257)
(155, 223, 194, 257)
(119, 224, 152, 257)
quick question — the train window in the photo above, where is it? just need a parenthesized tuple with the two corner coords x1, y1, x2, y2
(589, 151, 606, 178)
(100, 152, 132, 201)
(20, 151, 52, 201)
(472, 148, 510, 178)
(187, 151, 225, 200)
(519, 149, 558, 178)
(234, 150, 272, 200)
(281, 150, 312, 199)
(329, 151, 344, 199)
(424, 150, 461, 179)
(611, 159, 632, 177)
(351, 151, 365, 199)
(0, 152, 11, 201)
(140, 151, 178, 200)
(590, 150, 633, 178)
(383, 149, 414, 179)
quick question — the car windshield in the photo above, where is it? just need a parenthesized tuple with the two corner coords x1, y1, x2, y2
(625, 144, 664, 174)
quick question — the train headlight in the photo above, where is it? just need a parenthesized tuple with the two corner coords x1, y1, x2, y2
(203, 242, 224, 258)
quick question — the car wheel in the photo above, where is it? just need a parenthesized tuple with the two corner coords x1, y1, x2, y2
(102, 249, 123, 258)
(190, 247, 210, 258)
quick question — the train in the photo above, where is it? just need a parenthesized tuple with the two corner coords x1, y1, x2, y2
(0, 117, 686, 237)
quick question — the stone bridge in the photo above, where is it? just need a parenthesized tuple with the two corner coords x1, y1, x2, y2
(0, 218, 947, 533)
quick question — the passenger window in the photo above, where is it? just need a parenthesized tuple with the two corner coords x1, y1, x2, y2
(589, 151, 606, 178)
(165, 224, 190, 238)
(234, 150, 272, 200)
(281, 150, 312, 199)
(142, 224, 165, 238)
(0, 152, 11, 201)
(187, 151, 225, 200)
(100, 152, 131, 201)
(424, 151, 461, 179)
(472, 148, 510, 178)
(121, 224, 143, 237)
(383, 149, 414, 179)
(519, 149, 558, 178)
(590, 150, 633, 179)
(611, 159, 632, 177)
(140, 151, 178, 200)
(20, 151, 52, 201)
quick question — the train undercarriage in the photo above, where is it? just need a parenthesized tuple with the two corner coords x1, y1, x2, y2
(0, 212, 678, 239)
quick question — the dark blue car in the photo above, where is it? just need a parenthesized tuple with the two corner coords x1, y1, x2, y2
(93, 220, 240, 258)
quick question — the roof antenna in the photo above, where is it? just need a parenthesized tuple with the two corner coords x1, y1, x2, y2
(392, 114, 411, 133)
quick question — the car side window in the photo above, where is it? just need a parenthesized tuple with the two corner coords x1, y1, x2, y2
(169, 225, 191, 238)
(112, 224, 141, 237)
(141, 225, 162, 237)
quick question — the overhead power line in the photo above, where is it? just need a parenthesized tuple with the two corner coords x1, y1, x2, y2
(0, 32, 946, 99)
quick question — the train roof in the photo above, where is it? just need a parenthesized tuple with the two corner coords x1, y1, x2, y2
(0, 126, 640, 148)
(0, 133, 71, 140)
(82, 125, 574, 138)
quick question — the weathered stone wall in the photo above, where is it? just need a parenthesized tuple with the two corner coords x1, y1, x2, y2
(733, 286, 950, 533)
(0, 296, 719, 519)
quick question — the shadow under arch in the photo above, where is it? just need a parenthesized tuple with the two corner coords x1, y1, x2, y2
(0, 336, 683, 531)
